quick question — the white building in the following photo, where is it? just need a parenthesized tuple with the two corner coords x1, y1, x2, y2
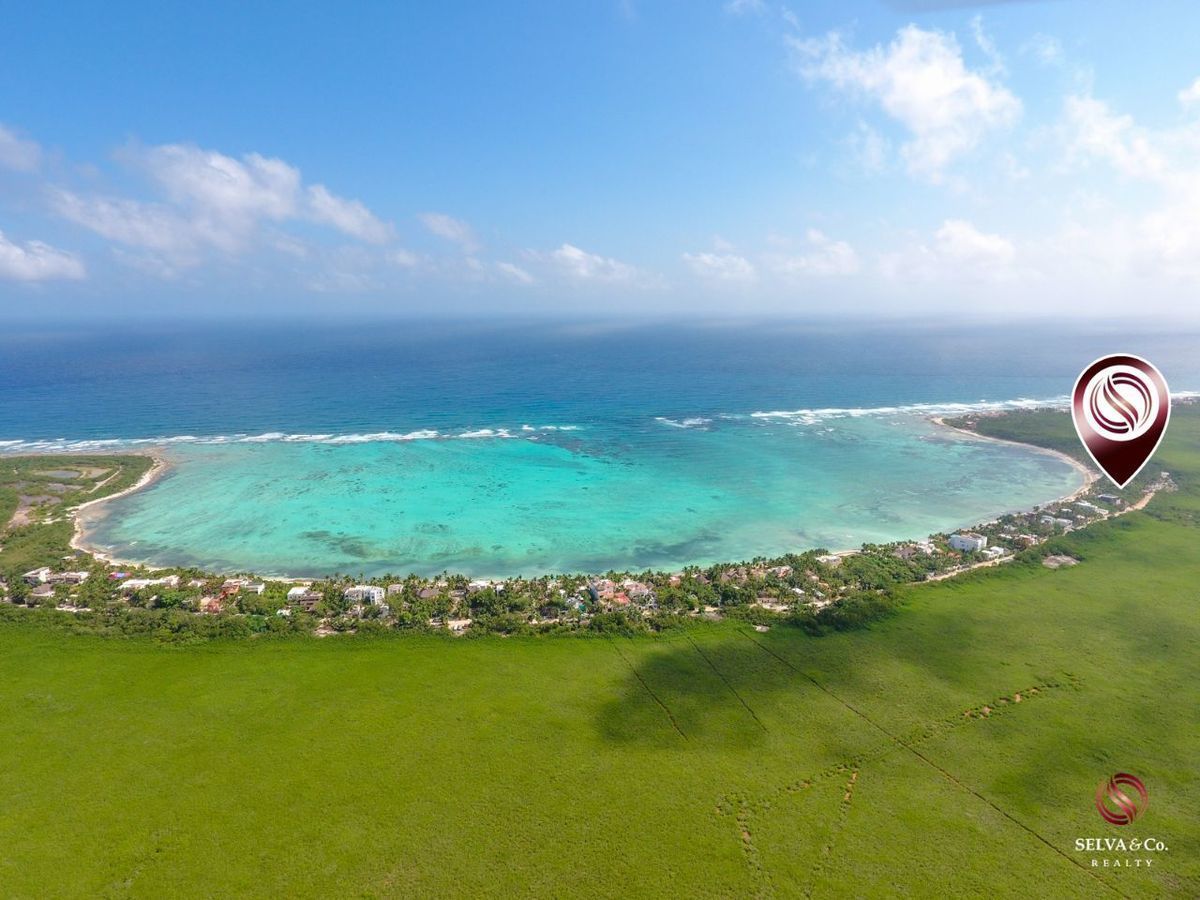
(22, 567, 52, 585)
(344, 585, 386, 605)
(948, 532, 988, 553)
(120, 575, 181, 592)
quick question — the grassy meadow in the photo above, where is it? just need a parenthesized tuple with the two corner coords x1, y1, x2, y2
(0, 409, 1197, 897)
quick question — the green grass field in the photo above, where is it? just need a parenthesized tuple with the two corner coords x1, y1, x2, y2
(1, 411, 1197, 898)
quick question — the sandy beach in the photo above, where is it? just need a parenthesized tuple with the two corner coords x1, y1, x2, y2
(68, 450, 171, 566)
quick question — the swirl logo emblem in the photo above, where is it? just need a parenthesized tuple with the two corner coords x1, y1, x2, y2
(1072, 355, 1170, 488)
(1095, 773, 1149, 826)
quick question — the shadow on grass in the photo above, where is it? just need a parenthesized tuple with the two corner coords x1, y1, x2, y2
(595, 633, 814, 749)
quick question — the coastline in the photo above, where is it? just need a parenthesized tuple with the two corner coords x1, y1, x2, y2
(928, 414, 1097, 503)
(56, 414, 1098, 580)
(68, 450, 171, 566)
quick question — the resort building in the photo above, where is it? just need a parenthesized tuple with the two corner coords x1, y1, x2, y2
(22, 567, 52, 585)
(344, 585, 386, 605)
(948, 533, 988, 553)
(222, 578, 265, 595)
(120, 575, 181, 592)
(287, 586, 322, 612)
(1039, 515, 1074, 529)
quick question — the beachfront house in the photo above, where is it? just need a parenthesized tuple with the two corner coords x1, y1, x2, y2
(588, 579, 617, 602)
(222, 578, 265, 595)
(22, 567, 52, 585)
(948, 533, 988, 553)
(1039, 515, 1074, 529)
(199, 597, 222, 614)
(344, 585, 386, 606)
(48, 571, 91, 586)
(287, 586, 322, 612)
(120, 575, 181, 592)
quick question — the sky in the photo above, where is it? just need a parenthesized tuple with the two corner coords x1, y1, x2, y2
(2, 0, 1200, 320)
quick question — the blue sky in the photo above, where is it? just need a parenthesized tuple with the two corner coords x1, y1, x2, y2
(2, 0, 1200, 319)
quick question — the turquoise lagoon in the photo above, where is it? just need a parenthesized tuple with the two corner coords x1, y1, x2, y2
(9, 319, 1181, 579)
(83, 413, 1082, 577)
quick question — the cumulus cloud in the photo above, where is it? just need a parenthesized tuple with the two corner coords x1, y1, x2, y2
(932, 218, 1014, 265)
(769, 229, 859, 277)
(307, 185, 394, 244)
(1179, 77, 1200, 109)
(1022, 33, 1063, 68)
(1062, 95, 1167, 179)
(881, 218, 1014, 282)
(792, 25, 1021, 180)
(50, 142, 393, 271)
(0, 124, 41, 172)
(724, 0, 766, 14)
(682, 251, 756, 282)
(0, 230, 85, 281)
(1055, 91, 1200, 282)
(496, 261, 535, 284)
(50, 189, 206, 262)
(419, 212, 479, 252)
(551, 243, 640, 282)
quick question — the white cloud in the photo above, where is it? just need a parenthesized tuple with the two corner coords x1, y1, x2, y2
(496, 261, 535, 284)
(724, 0, 766, 14)
(769, 229, 859, 277)
(419, 212, 479, 252)
(0, 230, 85, 281)
(1179, 77, 1200, 109)
(51, 142, 394, 271)
(134, 144, 300, 224)
(792, 25, 1021, 180)
(682, 251, 756, 282)
(881, 219, 1014, 282)
(51, 189, 206, 262)
(389, 248, 421, 268)
(1022, 33, 1063, 68)
(1054, 91, 1200, 283)
(551, 243, 640, 282)
(1062, 95, 1168, 180)
(0, 124, 41, 172)
(846, 121, 889, 173)
(969, 15, 1005, 76)
(306, 185, 393, 244)
(933, 218, 1014, 265)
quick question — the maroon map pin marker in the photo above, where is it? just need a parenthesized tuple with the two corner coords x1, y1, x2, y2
(1072, 354, 1171, 489)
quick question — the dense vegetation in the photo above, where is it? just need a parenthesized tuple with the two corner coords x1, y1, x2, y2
(0, 455, 153, 574)
(0, 407, 1196, 896)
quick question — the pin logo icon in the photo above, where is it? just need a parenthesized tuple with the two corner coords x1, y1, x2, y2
(1072, 355, 1170, 488)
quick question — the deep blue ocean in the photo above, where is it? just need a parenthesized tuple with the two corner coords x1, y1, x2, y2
(3, 320, 1197, 576)
(3, 320, 1197, 443)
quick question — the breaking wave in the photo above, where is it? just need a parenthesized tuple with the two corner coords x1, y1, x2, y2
(747, 396, 1071, 425)
(0, 426, 580, 454)
(3, 392, 1195, 453)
